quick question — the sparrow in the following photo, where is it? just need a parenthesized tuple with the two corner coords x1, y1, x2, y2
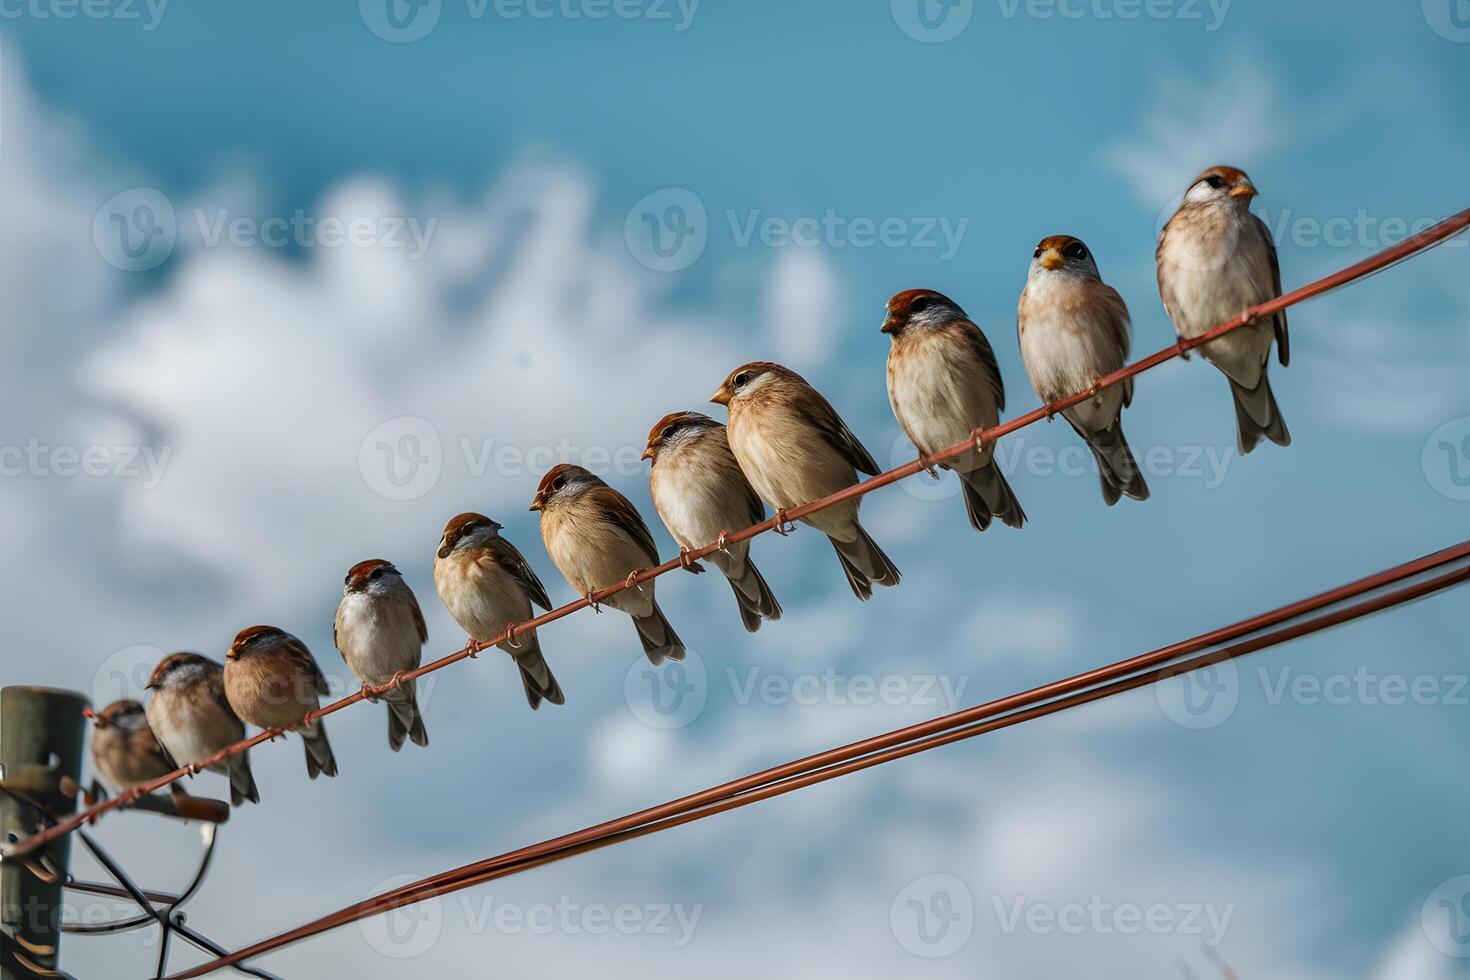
(1018, 236, 1150, 505)
(224, 626, 338, 779)
(145, 652, 260, 805)
(642, 411, 783, 632)
(90, 699, 174, 793)
(334, 559, 430, 749)
(434, 513, 566, 709)
(712, 362, 900, 601)
(882, 290, 1028, 531)
(531, 464, 687, 664)
(1157, 165, 1290, 454)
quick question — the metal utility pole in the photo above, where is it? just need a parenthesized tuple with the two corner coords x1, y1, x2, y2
(1, 687, 88, 979)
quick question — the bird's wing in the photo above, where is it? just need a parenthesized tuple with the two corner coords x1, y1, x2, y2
(590, 486, 661, 566)
(796, 389, 882, 476)
(283, 635, 330, 697)
(406, 587, 429, 643)
(485, 535, 553, 611)
(1253, 212, 1289, 366)
(952, 318, 1007, 414)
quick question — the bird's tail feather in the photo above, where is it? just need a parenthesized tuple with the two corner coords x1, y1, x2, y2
(301, 721, 338, 780)
(512, 636, 566, 710)
(227, 752, 260, 806)
(634, 600, 686, 665)
(726, 558, 782, 633)
(1228, 372, 1291, 455)
(958, 464, 1027, 531)
(1075, 419, 1150, 506)
(385, 682, 429, 751)
(829, 524, 901, 602)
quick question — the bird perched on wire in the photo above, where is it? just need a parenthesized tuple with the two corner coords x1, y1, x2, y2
(712, 362, 900, 601)
(434, 513, 565, 709)
(883, 289, 1028, 531)
(145, 653, 260, 805)
(1158, 165, 1290, 454)
(334, 559, 431, 748)
(1018, 235, 1150, 505)
(532, 464, 687, 664)
(90, 699, 174, 794)
(224, 627, 338, 779)
(642, 411, 783, 632)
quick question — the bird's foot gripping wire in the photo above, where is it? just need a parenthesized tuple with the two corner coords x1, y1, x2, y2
(584, 591, 602, 613)
(503, 623, 522, 650)
(624, 570, 645, 593)
(678, 547, 697, 570)
(715, 529, 733, 556)
(772, 510, 797, 536)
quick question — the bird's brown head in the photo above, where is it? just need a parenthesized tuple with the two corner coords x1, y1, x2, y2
(344, 558, 401, 592)
(94, 699, 146, 729)
(710, 361, 793, 406)
(1187, 165, 1257, 203)
(882, 289, 964, 334)
(436, 513, 502, 559)
(531, 463, 601, 512)
(1030, 235, 1100, 278)
(642, 411, 721, 462)
(146, 652, 215, 690)
(228, 625, 286, 661)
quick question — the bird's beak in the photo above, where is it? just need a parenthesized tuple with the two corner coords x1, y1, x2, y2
(1229, 181, 1258, 200)
(1039, 248, 1064, 271)
(640, 446, 655, 461)
(529, 494, 543, 512)
(880, 315, 900, 334)
(710, 385, 732, 406)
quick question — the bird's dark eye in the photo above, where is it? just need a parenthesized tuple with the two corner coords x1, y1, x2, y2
(1205, 174, 1226, 189)
(370, 568, 384, 580)
(1064, 241, 1088, 260)
(909, 296, 933, 314)
(733, 372, 750, 388)
(552, 477, 566, 491)
(1033, 246, 1043, 259)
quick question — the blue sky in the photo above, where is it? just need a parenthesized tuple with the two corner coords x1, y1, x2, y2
(1, 2, 1468, 977)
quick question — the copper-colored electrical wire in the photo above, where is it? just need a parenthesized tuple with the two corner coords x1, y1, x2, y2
(8, 204, 1467, 865)
(170, 544, 1470, 976)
